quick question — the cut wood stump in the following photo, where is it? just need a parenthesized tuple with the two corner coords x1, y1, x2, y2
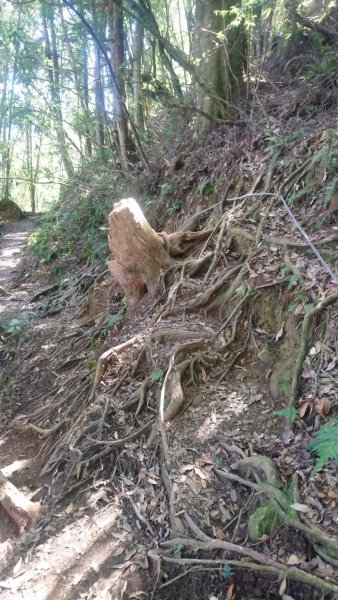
(107, 198, 213, 307)
(0, 470, 41, 531)
(108, 198, 171, 308)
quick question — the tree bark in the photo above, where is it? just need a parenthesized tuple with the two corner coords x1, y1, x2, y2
(108, 0, 131, 168)
(195, 0, 244, 132)
(0, 470, 40, 531)
(41, 6, 74, 179)
(132, 17, 145, 133)
(93, 42, 106, 154)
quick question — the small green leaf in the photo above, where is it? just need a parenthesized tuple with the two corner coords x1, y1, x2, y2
(221, 564, 234, 579)
(148, 369, 164, 382)
(304, 303, 314, 313)
(287, 274, 300, 289)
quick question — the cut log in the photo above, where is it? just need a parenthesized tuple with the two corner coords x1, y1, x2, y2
(0, 470, 41, 531)
(108, 198, 171, 307)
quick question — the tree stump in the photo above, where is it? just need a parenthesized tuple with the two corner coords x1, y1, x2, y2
(0, 470, 40, 531)
(108, 198, 171, 307)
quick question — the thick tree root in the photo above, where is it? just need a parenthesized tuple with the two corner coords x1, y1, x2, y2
(156, 553, 338, 595)
(290, 290, 338, 406)
(216, 455, 338, 559)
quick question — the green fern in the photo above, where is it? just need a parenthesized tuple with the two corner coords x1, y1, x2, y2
(309, 423, 338, 476)
(274, 406, 297, 423)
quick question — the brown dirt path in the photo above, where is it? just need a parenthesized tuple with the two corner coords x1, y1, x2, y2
(0, 218, 38, 327)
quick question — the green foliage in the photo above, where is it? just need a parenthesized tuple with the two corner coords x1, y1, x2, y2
(287, 188, 309, 205)
(86, 359, 97, 370)
(160, 176, 179, 200)
(274, 406, 297, 423)
(101, 306, 126, 336)
(4, 313, 37, 335)
(28, 167, 125, 268)
(280, 268, 301, 292)
(307, 53, 338, 89)
(3, 313, 37, 347)
(164, 201, 182, 216)
(170, 543, 184, 556)
(148, 369, 164, 383)
(324, 176, 338, 210)
(309, 423, 338, 476)
(221, 564, 234, 579)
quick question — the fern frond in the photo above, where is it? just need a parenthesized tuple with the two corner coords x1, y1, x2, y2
(309, 423, 338, 476)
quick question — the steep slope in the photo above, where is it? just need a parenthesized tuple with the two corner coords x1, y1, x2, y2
(0, 75, 338, 600)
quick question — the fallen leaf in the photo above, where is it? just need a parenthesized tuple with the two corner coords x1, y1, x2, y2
(299, 402, 310, 418)
(287, 554, 305, 565)
(290, 503, 310, 513)
(66, 503, 74, 514)
(226, 583, 235, 600)
(279, 577, 287, 596)
(213, 527, 225, 540)
(314, 397, 331, 416)
(194, 466, 206, 480)
(181, 464, 195, 473)
(112, 547, 125, 558)
(12, 558, 22, 576)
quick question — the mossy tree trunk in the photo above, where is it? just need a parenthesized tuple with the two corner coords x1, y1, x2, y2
(195, 0, 244, 133)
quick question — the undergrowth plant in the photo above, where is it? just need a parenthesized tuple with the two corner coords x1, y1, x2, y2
(28, 168, 133, 269)
(3, 313, 37, 346)
(309, 422, 338, 475)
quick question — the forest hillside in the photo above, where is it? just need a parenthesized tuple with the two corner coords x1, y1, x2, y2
(0, 1, 338, 599)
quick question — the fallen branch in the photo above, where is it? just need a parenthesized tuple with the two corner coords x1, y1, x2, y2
(0, 470, 40, 531)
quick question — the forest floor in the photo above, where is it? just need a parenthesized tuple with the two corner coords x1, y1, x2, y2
(1, 74, 338, 600)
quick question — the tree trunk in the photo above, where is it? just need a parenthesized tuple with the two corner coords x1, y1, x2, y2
(132, 17, 145, 133)
(60, 6, 92, 158)
(158, 40, 183, 101)
(108, 198, 171, 307)
(108, 0, 131, 168)
(195, 0, 244, 133)
(82, 34, 93, 157)
(94, 42, 106, 155)
(41, 6, 74, 179)
(25, 124, 36, 213)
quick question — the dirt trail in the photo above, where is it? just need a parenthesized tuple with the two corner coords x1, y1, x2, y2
(0, 218, 37, 326)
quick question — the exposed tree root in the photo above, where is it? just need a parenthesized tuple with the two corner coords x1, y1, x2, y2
(290, 290, 338, 406)
(90, 335, 142, 400)
(215, 455, 338, 560)
(157, 554, 338, 595)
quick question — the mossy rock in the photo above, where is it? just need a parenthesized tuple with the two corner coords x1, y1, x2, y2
(0, 199, 24, 221)
(248, 503, 282, 541)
